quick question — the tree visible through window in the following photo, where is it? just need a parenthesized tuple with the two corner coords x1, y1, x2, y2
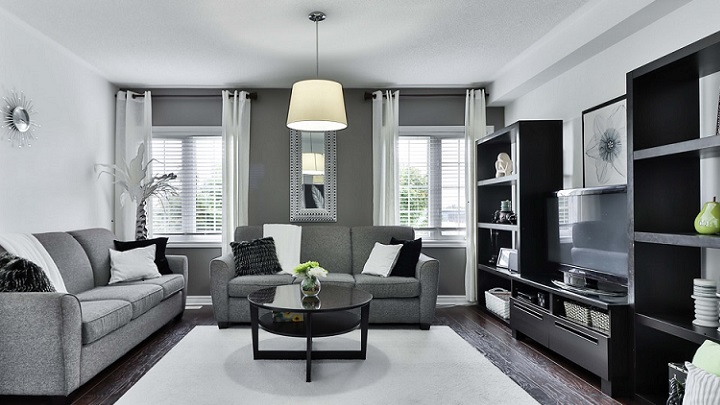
(150, 127, 222, 244)
(398, 126, 465, 242)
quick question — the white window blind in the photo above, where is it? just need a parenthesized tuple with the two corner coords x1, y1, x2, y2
(150, 127, 222, 244)
(398, 126, 465, 242)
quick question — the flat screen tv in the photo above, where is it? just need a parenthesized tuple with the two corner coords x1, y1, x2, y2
(546, 185, 629, 290)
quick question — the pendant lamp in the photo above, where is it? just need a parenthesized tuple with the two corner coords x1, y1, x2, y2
(287, 11, 348, 131)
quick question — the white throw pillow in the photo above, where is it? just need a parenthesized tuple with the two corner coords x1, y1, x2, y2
(108, 244, 161, 284)
(683, 362, 720, 404)
(361, 242, 403, 277)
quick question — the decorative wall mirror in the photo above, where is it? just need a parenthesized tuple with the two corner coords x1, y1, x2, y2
(290, 129, 337, 222)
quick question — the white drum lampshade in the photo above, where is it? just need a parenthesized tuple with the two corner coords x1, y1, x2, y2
(287, 79, 347, 131)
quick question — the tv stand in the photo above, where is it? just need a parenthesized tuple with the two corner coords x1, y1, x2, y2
(507, 273, 630, 397)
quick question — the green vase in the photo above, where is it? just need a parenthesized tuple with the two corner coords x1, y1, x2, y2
(694, 197, 720, 234)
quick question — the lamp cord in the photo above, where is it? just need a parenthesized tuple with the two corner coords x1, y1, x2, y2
(315, 20, 319, 78)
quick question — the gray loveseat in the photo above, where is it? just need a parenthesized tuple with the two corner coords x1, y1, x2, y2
(0, 228, 187, 400)
(209, 225, 439, 329)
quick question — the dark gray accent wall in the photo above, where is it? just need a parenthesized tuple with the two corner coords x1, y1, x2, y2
(149, 88, 504, 297)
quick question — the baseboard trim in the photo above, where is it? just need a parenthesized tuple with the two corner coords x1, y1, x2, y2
(187, 295, 471, 308)
(436, 295, 472, 307)
(186, 295, 212, 306)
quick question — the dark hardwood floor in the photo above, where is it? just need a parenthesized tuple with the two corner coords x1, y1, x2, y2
(3, 304, 640, 405)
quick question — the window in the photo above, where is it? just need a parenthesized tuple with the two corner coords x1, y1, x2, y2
(397, 126, 465, 243)
(150, 126, 223, 245)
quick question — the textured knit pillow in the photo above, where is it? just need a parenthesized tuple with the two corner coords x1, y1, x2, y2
(683, 362, 720, 404)
(389, 237, 422, 277)
(230, 237, 283, 277)
(0, 252, 56, 292)
(114, 237, 172, 275)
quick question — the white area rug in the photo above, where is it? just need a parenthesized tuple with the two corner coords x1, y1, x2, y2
(117, 325, 538, 405)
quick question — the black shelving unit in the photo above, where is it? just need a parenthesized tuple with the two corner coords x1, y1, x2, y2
(628, 30, 720, 404)
(475, 120, 563, 306)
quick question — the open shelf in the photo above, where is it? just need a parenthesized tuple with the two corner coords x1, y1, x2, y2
(634, 135, 720, 160)
(636, 313, 720, 346)
(477, 174, 518, 187)
(635, 231, 720, 248)
(477, 263, 515, 279)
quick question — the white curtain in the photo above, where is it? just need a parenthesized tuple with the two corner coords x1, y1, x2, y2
(372, 90, 400, 225)
(464, 89, 487, 303)
(221, 90, 251, 255)
(114, 90, 152, 241)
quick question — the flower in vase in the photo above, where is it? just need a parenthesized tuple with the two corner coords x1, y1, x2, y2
(292, 261, 329, 279)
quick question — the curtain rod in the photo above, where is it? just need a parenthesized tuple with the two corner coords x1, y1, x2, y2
(126, 92, 258, 100)
(363, 90, 487, 101)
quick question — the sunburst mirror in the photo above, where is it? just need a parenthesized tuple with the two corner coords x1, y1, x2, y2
(2, 91, 39, 148)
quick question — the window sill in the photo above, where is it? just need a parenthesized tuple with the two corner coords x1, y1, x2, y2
(422, 240, 467, 249)
(166, 242, 222, 249)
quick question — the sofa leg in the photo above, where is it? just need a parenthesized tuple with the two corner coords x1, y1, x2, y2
(48, 396, 70, 405)
(420, 323, 431, 330)
(217, 321, 230, 329)
(174, 312, 184, 322)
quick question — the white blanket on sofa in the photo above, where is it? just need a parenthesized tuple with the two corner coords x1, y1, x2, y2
(0, 233, 68, 293)
(263, 224, 302, 275)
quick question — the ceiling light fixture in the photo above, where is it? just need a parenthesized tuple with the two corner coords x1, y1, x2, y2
(286, 11, 348, 132)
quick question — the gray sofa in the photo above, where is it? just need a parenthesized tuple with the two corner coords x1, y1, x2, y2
(209, 225, 439, 329)
(0, 228, 187, 400)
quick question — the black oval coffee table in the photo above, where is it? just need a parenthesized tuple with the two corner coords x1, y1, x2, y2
(248, 284, 373, 382)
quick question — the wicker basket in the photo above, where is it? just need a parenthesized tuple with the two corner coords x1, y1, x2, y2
(563, 301, 591, 327)
(485, 288, 511, 319)
(590, 309, 610, 332)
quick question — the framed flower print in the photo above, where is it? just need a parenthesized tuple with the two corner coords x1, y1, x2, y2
(582, 95, 627, 187)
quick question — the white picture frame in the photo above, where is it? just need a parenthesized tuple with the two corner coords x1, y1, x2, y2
(582, 95, 627, 187)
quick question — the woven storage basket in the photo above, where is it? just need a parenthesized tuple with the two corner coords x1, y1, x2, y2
(590, 309, 610, 332)
(563, 301, 591, 327)
(485, 288, 511, 319)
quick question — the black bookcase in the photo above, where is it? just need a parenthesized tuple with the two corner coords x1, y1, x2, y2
(628, 31, 720, 404)
(476, 120, 563, 309)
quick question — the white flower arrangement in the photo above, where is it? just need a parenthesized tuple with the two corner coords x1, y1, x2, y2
(292, 261, 329, 279)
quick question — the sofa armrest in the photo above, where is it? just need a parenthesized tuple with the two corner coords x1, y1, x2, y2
(416, 253, 440, 327)
(209, 253, 235, 324)
(166, 254, 188, 308)
(0, 292, 82, 396)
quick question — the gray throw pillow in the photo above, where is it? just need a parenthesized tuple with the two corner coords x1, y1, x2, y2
(0, 252, 56, 292)
(230, 237, 283, 277)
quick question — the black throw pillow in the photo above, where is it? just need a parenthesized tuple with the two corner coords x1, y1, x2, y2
(230, 237, 283, 277)
(114, 238, 172, 275)
(0, 252, 56, 292)
(389, 237, 422, 277)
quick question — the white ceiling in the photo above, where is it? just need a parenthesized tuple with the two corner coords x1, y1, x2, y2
(0, 0, 688, 103)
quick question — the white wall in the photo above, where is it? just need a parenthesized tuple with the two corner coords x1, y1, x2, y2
(503, 0, 720, 188)
(0, 8, 116, 233)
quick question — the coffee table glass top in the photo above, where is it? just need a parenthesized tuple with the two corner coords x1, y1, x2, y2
(248, 284, 372, 312)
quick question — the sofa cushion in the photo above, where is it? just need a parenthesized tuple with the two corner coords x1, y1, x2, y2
(76, 284, 164, 319)
(116, 274, 184, 300)
(354, 274, 421, 298)
(292, 272, 355, 288)
(0, 253, 56, 292)
(34, 232, 95, 294)
(300, 226, 352, 275)
(351, 226, 414, 275)
(79, 300, 133, 344)
(69, 228, 116, 287)
(228, 274, 294, 297)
